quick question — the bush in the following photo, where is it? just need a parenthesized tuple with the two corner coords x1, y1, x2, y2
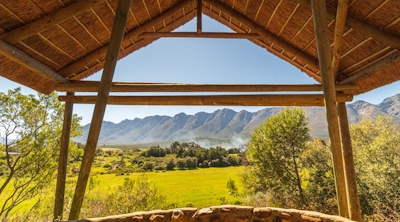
(165, 159, 175, 170)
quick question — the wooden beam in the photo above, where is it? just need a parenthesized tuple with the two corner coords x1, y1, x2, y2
(293, 0, 400, 50)
(54, 92, 74, 221)
(58, 94, 353, 106)
(0, 0, 107, 45)
(340, 52, 400, 84)
(206, 0, 320, 71)
(68, 0, 132, 220)
(0, 40, 69, 84)
(59, 0, 193, 78)
(311, 0, 349, 218)
(337, 102, 362, 221)
(332, 0, 350, 81)
(55, 82, 359, 92)
(197, 0, 202, 34)
(140, 32, 263, 39)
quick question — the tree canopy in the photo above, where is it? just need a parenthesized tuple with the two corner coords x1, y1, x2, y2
(244, 107, 310, 207)
(0, 88, 82, 220)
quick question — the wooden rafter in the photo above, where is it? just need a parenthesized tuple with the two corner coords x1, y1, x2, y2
(311, 0, 349, 217)
(340, 52, 400, 84)
(332, 0, 350, 81)
(58, 94, 353, 106)
(0, 0, 107, 45)
(197, 0, 202, 34)
(55, 82, 358, 92)
(140, 32, 263, 39)
(206, 0, 320, 77)
(68, 0, 132, 219)
(293, 0, 400, 50)
(59, 0, 194, 79)
(0, 40, 69, 84)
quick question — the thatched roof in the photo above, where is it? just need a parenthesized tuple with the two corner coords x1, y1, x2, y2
(0, 0, 399, 95)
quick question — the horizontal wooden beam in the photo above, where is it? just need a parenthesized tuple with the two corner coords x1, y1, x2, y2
(58, 94, 353, 106)
(340, 52, 400, 84)
(55, 82, 359, 92)
(293, 0, 400, 50)
(139, 32, 263, 39)
(0, 40, 69, 84)
(59, 0, 193, 78)
(207, 0, 320, 71)
(0, 0, 107, 45)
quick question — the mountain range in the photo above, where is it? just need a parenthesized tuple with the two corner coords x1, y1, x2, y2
(74, 94, 400, 147)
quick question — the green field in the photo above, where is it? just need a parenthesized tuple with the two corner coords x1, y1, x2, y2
(90, 166, 244, 208)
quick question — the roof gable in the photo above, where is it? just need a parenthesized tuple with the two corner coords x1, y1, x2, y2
(0, 0, 399, 94)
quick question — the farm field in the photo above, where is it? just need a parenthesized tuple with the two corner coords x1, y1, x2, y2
(90, 166, 244, 208)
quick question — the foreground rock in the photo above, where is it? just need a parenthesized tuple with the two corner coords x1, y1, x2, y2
(68, 205, 354, 222)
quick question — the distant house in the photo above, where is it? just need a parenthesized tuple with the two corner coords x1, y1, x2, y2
(8, 152, 20, 156)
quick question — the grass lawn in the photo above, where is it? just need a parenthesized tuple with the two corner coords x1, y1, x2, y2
(91, 166, 244, 208)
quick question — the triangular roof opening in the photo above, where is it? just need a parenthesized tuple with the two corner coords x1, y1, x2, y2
(87, 15, 318, 85)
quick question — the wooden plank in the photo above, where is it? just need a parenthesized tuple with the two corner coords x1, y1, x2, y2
(206, 0, 320, 71)
(311, 0, 349, 218)
(68, 0, 132, 219)
(340, 52, 400, 84)
(0, 40, 69, 84)
(197, 0, 202, 34)
(0, 0, 107, 45)
(55, 82, 359, 92)
(140, 32, 263, 39)
(332, 0, 350, 81)
(59, 0, 193, 78)
(58, 94, 353, 106)
(337, 102, 362, 221)
(53, 92, 74, 221)
(293, 0, 400, 50)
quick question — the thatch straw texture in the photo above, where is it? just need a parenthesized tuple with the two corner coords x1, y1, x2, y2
(0, 0, 398, 95)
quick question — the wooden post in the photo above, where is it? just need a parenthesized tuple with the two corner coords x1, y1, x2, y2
(311, 0, 349, 218)
(67, 0, 132, 219)
(197, 0, 202, 34)
(53, 92, 74, 221)
(332, 0, 349, 80)
(337, 102, 362, 221)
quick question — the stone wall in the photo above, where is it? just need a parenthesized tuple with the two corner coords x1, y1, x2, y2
(69, 205, 355, 222)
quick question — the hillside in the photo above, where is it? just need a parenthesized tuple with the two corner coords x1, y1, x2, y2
(74, 94, 400, 146)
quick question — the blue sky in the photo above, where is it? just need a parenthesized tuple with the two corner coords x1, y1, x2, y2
(1, 16, 399, 125)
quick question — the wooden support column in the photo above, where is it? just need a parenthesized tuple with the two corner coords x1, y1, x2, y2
(311, 0, 349, 218)
(332, 0, 349, 81)
(68, 0, 132, 219)
(53, 92, 74, 221)
(197, 0, 202, 34)
(337, 102, 362, 221)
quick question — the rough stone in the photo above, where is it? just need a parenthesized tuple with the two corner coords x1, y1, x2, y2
(69, 205, 355, 222)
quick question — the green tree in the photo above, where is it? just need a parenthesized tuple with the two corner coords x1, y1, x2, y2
(350, 116, 400, 219)
(299, 139, 336, 214)
(0, 88, 82, 220)
(244, 107, 310, 207)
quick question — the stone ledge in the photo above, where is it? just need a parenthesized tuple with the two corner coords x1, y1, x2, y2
(68, 205, 355, 222)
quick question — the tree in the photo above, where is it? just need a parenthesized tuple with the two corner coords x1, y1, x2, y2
(350, 116, 400, 219)
(0, 88, 82, 220)
(299, 138, 336, 214)
(244, 107, 310, 207)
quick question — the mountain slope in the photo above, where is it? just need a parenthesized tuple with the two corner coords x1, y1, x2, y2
(74, 94, 400, 146)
